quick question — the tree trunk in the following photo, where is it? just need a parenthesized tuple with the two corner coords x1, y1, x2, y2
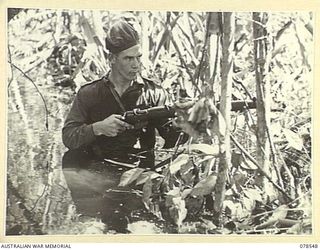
(213, 12, 234, 220)
(252, 12, 276, 198)
(141, 12, 151, 71)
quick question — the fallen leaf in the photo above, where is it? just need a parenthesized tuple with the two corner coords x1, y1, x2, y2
(142, 177, 153, 210)
(256, 204, 289, 229)
(166, 188, 181, 197)
(135, 171, 163, 185)
(118, 168, 145, 187)
(243, 188, 263, 202)
(187, 144, 219, 155)
(190, 174, 217, 196)
(283, 128, 303, 151)
(168, 197, 187, 227)
(181, 188, 192, 199)
(169, 154, 189, 174)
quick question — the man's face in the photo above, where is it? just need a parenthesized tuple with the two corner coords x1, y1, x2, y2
(112, 44, 142, 81)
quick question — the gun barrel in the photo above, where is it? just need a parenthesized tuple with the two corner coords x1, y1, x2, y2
(216, 101, 256, 111)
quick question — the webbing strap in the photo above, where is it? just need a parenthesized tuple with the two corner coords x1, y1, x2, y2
(102, 77, 126, 112)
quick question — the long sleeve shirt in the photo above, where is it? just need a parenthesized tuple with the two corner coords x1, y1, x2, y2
(62, 75, 182, 158)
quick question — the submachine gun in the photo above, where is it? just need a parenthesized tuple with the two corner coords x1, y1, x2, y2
(122, 100, 257, 127)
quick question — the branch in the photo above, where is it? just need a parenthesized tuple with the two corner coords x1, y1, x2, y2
(153, 12, 182, 62)
(8, 60, 49, 130)
(170, 34, 202, 95)
(232, 77, 254, 100)
(235, 15, 267, 28)
(196, 13, 213, 88)
(209, 34, 220, 88)
(7, 45, 14, 89)
(230, 134, 293, 201)
(275, 20, 293, 41)
(293, 22, 311, 71)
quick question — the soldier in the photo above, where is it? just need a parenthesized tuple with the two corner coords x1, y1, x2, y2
(62, 20, 187, 167)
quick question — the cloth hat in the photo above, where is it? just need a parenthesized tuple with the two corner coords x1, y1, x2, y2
(105, 20, 139, 54)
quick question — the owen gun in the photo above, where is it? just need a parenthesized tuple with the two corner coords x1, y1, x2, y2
(122, 100, 257, 126)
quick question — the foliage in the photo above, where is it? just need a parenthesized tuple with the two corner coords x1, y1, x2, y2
(7, 9, 313, 234)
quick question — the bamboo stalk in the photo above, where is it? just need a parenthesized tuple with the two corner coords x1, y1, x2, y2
(214, 13, 235, 219)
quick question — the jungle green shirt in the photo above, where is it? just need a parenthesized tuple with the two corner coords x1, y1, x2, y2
(62, 74, 182, 159)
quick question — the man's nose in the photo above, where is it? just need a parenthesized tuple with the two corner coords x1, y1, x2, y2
(132, 57, 140, 68)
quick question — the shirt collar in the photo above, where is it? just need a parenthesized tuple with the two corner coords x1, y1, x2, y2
(104, 71, 145, 88)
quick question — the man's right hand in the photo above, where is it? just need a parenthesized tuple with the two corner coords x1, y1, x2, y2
(92, 114, 134, 137)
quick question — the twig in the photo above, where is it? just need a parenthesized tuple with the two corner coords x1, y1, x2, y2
(232, 77, 254, 101)
(251, 206, 311, 220)
(230, 134, 293, 201)
(266, 125, 285, 190)
(293, 21, 311, 71)
(172, 132, 184, 159)
(103, 159, 137, 169)
(196, 13, 212, 89)
(170, 35, 202, 95)
(105, 188, 143, 197)
(176, 22, 195, 49)
(7, 45, 14, 90)
(240, 227, 292, 234)
(209, 33, 220, 88)
(287, 189, 311, 207)
(30, 184, 49, 212)
(153, 13, 182, 62)
(275, 21, 293, 41)
(253, 36, 268, 41)
(235, 15, 267, 28)
(8, 61, 49, 130)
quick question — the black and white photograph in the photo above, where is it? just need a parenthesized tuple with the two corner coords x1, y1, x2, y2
(6, 8, 313, 236)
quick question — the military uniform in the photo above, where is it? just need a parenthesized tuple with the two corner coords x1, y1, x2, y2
(62, 74, 183, 165)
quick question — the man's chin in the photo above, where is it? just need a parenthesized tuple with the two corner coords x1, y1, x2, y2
(128, 73, 138, 80)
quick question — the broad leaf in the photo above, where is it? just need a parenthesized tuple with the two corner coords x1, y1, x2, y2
(169, 154, 189, 174)
(200, 218, 217, 229)
(269, 204, 288, 221)
(168, 197, 187, 227)
(135, 171, 163, 185)
(118, 168, 145, 187)
(225, 188, 234, 196)
(283, 128, 303, 151)
(181, 188, 192, 199)
(223, 200, 244, 219)
(242, 197, 255, 211)
(223, 200, 237, 215)
(187, 143, 219, 155)
(180, 161, 194, 186)
(142, 177, 153, 210)
(190, 174, 217, 197)
(256, 204, 289, 229)
(165, 188, 181, 207)
(166, 188, 181, 197)
(243, 188, 263, 202)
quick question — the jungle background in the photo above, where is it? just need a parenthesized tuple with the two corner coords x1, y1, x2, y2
(6, 9, 313, 235)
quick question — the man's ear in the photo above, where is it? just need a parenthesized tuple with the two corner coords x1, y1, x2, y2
(109, 54, 117, 64)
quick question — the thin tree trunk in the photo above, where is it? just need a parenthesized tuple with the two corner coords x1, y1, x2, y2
(214, 12, 234, 220)
(141, 12, 150, 70)
(252, 12, 276, 197)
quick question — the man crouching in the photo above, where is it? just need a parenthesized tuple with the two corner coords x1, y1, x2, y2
(62, 20, 187, 168)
